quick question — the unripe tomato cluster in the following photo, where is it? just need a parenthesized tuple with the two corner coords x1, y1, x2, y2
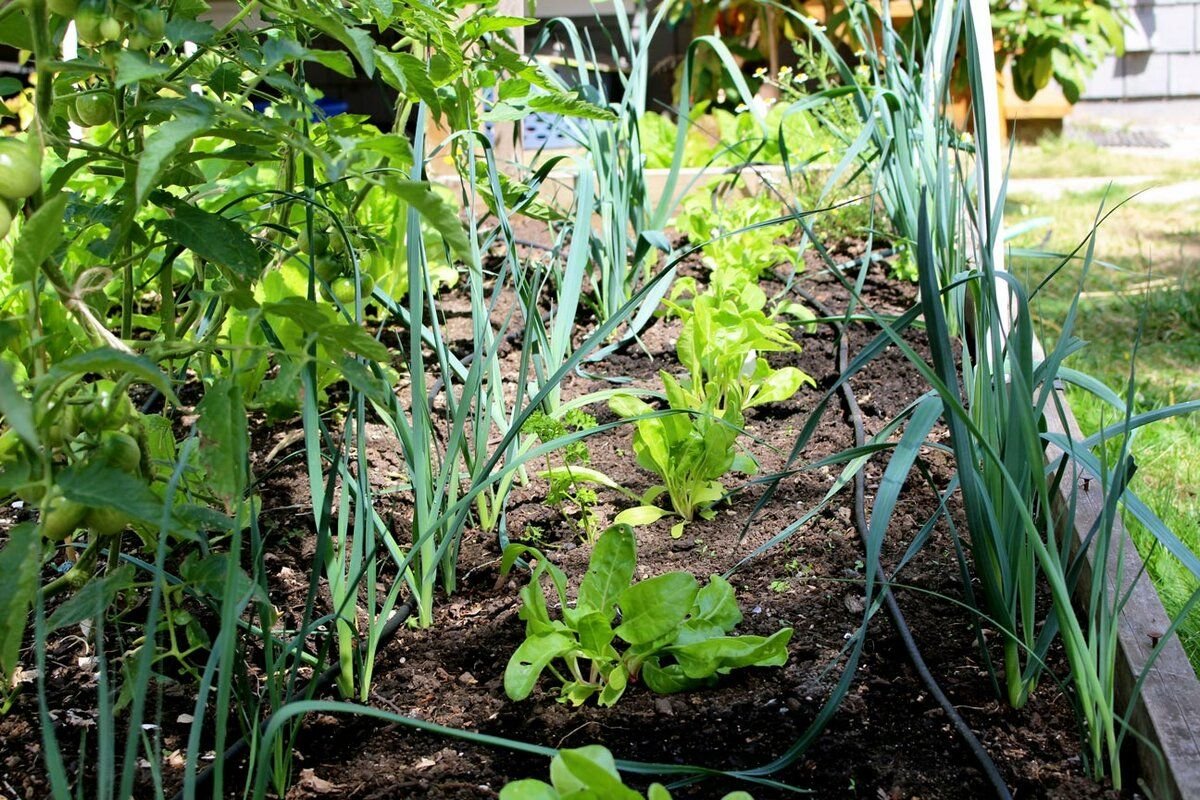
(53, 0, 168, 55)
(0, 136, 42, 239)
(0, 382, 149, 543)
(302, 227, 375, 305)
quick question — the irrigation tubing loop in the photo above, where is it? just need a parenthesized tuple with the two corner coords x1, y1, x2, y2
(795, 282, 1013, 800)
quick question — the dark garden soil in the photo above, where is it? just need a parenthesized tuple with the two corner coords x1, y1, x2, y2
(0, 240, 1130, 800)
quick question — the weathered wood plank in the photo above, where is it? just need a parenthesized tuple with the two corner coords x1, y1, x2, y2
(1042, 390, 1200, 800)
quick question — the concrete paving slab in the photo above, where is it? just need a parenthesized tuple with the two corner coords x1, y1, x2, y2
(1007, 175, 1156, 201)
(1134, 178, 1200, 203)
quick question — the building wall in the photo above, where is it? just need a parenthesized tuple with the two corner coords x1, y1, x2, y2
(1084, 0, 1200, 99)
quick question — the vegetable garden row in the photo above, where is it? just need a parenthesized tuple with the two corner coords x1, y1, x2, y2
(0, 0, 1197, 797)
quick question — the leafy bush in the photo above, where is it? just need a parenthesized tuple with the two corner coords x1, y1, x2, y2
(502, 525, 792, 706)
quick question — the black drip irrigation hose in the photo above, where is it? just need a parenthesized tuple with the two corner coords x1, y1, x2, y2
(171, 600, 413, 800)
(795, 284, 1013, 800)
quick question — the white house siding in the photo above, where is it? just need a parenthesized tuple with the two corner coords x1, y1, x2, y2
(1084, 0, 1200, 99)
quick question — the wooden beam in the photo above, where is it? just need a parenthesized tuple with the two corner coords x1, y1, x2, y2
(1042, 390, 1200, 800)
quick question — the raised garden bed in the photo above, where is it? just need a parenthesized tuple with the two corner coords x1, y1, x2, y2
(0, 247, 1149, 799)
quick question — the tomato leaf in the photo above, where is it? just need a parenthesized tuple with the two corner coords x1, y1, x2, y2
(0, 524, 40, 677)
(47, 348, 177, 404)
(155, 203, 261, 281)
(195, 378, 248, 512)
(136, 110, 212, 206)
(14, 193, 69, 283)
(47, 565, 136, 632)
(0, 362, 38, 449)
(115, 51, 171, 87)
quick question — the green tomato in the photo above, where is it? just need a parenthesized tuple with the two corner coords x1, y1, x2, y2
(74, 92, 114, 127)
(0, 201, 11, 240)
(138, 6, 165, 39)
(65, 96, 85, 126)
(327, 275, 374, 305)
(330, 276, 359, 306)
(99, 16, 122, 43)
(80, 382, 135, 434)
(96, 429, 141, 473)
(44, 404, 81, 448)
(299, 228, 330, 256)
(41, 493, 87, 542)
(74, 3, 106, 45)
(126, 30, 151, 49)
(15, 481, 46, 505)
(0, 138, 41, 201)
(85, 505, 131, 537)
(315, 255, 342, 284)
(47, 0, 79, 16)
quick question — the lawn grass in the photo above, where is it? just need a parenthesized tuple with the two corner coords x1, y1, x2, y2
(1006, 133, 1197, 180)
(1006, 136, 1200, 667)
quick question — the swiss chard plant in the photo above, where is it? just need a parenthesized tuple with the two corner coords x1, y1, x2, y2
(500, 745, 754, 800)
(502, 525, 792, 706)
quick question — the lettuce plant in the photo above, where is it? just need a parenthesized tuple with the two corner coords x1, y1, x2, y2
(502, 525, 792, 706)
(608, 378, 755, 535)
(674, 191, 796, 284)
(596, 280, 811, 534)
(500, 745, 754, 800)
(669, 285, 814, 412)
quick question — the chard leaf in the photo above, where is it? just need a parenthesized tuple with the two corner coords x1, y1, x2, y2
(691, 575, 742, 632)
(615, 572, 697, 645)
(560, 681, 599, 706)
(613, 504, 671, 527)
(497, 779, 557, 800)
(641, 659, 703, 694)
(504, 631, 574, 701)
(673, 618, 727, 646)
(596, 663, 628, 707)
(574, 610, 616, 655)
(577, 525, 635, 619)
(670, 628, 793, 679)
(553, 748, 640, 798)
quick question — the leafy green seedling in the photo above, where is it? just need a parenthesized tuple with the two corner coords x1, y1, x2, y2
(500, 745, 754, 800)
(502, 525, 792, 707)
(606, 376, 755, 536)
(670, 287, 814, 412)
(674, 191, 795, 284)
(524, 409, 606, 541)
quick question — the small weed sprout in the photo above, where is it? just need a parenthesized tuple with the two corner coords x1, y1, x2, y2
(524, 409, 604, 541)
